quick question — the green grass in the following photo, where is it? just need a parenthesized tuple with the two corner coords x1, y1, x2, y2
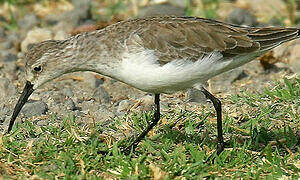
(1, 77, 299, 179)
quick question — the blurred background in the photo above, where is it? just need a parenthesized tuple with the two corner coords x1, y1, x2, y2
(0, 0, 299, 132)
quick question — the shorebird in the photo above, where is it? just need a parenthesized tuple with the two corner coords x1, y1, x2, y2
(7, 16, 300, 155)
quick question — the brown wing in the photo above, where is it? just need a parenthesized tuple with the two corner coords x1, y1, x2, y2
(122, 17, 299, 64)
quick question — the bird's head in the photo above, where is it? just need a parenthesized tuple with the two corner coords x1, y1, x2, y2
(7, 40, 73, 133)
(25, 40, 72, 89)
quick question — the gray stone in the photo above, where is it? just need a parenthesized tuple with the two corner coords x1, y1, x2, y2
(209, 67, 246, 93)
(80, 100, 100, 114)
(65, 98, 76, 111)
(62, 87, 74, 97)
(227, 8, 258, 26)
(186, 88, 207, 104)
(46, 0, 91, 27)
(7, 32, 19, 45)
(0, 15, 6, 22)
(94, 104, 115, 122)
(0, 78, 17, 98)
(168, 0, 188, 8)
(0, 41, 13, 50)
(17, 14, 39, 31)
(3, 52, 18, 62)
(117, 100, 133, 112)
(95, 78, 104, 88)
(138, 3, 185, 18)
(94, 86, 110, 104)
(21, 101, 48, 118)
(0, 26, 5, 38)
(0, 105, 9, 123)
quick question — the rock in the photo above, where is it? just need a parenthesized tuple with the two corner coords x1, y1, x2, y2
(0, 41, 13, 50)
(168, 0, 187, 8)
(186, 88, 207, 104)
(117, 100, 133, 112)
(93, 104, 115, 123)
(236, 0, 288, 23)
(95, 78, 104, 88)
(209, 67, 246, 93)
(0, 15, 6, 23)
(139, 95, 154, 111)
(0, 26, 5, 38)
(46, 0, 92, 27)
(0, 78, 17, 98)
(17, 14, 39, 31)
(62, 87, 74, 97)
(227, 8, 258, 26)
(289, 44, 300, 73)
(21, 101, 48, 118)
(138, 3, 185, 17)
(21, 28, 52, 52)
(70, 0, 92, 25)
(93, 86, 110, 104)
(6, 32, 20, 48)
(65, 98, 77, 111)
(80, 100, 100, 114)
(53, 30, 69, 40)
(3, 52, 18, 62)
(82, 72, 98, 88)
(0, 104, 9, 123)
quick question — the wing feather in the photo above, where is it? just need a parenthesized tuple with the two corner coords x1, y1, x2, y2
(116, 17, 300, 63)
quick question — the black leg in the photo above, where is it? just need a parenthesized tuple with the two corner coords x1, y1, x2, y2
(122, 94, 160, 155)
(200, 87, 224, 155)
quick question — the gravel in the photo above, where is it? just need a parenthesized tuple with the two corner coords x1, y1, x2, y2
(0, 78, 17, 98)
(0, 26, 5, 38)
(21, 101, 48, 118)
(17, 14, 39, 31)
(93, 86, 111, 104)
(65, 98, 77, 111)
(227, 8, 258, 26)
(117, 100, 133, 112)
(3, 52, 18, 62)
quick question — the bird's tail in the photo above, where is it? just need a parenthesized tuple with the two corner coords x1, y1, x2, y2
(248, 27, 300, 51)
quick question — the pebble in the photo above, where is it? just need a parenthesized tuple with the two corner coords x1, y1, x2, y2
(21, 28, 52, 52)
(0, 41, 13, 50)
(3, 52, 18, 62)
(209, 67, 246, 93)
(139, 95, 154, 111)
(0, 78, 17, 98)
(53, 30, 69, 40)
(289, 44, 300, 73)
(0, 105, 9, 123)
(62, 87, 74, 97)
(6, 32, 20, 46)
(93, 86, 111, 104)
(93, 104, 115, 123)
(21, 101, 48, 118)
(226, 8, 258, 26)
(168, 0, 187, 8)
(17, 14, 39, 31)
(117, 100, 133, 112)
(81, 100, 100, 114)
(46, 0, 92, 27)
(0, 26, 5, 38)
(138, 3, 185, 17)
(186, 88, 207, 104)
(65, 98, 77, 111)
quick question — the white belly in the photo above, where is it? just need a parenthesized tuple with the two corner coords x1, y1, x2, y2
(115, 50, 231, 93)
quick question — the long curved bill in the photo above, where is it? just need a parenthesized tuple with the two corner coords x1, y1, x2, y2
(7, 81, 34, 133)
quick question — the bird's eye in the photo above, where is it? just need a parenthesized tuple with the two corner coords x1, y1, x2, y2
(33, 66, 42, 72)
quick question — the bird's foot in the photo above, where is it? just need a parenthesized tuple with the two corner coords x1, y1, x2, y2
(205, 141, 225, 164)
